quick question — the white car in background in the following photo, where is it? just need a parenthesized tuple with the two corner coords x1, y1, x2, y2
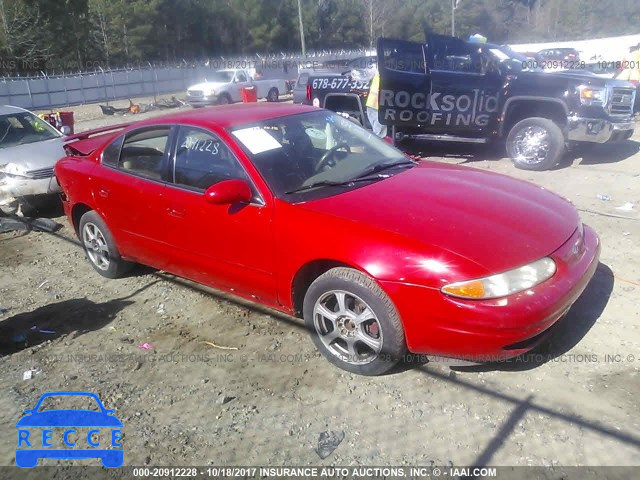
(186, 69, 287, 106)
(0, 106, 68, 215)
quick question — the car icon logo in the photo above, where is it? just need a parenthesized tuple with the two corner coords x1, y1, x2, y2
(15, 391, 123, 468)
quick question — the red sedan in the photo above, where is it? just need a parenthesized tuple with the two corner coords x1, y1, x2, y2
(56, 104, 600, 375)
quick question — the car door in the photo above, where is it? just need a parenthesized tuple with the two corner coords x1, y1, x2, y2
(376, 37, 432, 128)
(231, 71, 249, 102)
(162, 125, 277, 304)
(92, 126, 175, 269)
(426, 35, 501, 136)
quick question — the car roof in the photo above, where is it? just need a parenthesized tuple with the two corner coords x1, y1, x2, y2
(0, 105, 30, 115)
(130, 103, 320, 130)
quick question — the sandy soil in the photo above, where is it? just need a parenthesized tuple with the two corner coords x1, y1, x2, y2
(0, 106, 639, 475)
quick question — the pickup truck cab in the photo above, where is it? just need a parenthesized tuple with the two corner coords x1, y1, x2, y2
(187, 69, 287, 106)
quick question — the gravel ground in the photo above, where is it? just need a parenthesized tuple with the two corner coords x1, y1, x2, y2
(1, 106, 639, 474)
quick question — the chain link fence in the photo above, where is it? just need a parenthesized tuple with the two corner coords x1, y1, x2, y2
(0, 49, 373, 110)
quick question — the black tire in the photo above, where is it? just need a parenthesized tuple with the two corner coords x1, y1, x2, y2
(303, 267, 406, 375)
(506, 117, 565, 171)
(218, 93, 232, 105)
(78, 211, 132, 278)
(267, 87, 279, 102)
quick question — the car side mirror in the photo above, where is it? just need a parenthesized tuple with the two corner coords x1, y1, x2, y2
(204, 179, 252, 205)
(60, 125, 71, 135)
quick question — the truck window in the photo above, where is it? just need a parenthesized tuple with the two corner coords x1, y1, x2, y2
(236, 71, 247, 82)
(433, 42, 482, 74)
(381, 43, 426, 74)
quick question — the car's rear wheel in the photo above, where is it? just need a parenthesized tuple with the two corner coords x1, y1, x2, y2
(303, 267, 406, 375)
(506, 117, 565, 171)
(267, 87, 279, 102)
(79, 211, 132, 278)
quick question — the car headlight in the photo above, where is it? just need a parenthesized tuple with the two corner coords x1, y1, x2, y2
(579, 85, 608, 106)
(207, 89, 216, 96)
(441, 257, 556, 300)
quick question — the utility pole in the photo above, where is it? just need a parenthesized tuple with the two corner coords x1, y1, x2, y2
(297, 0, 306, 57)
(451, 0, 459, 37)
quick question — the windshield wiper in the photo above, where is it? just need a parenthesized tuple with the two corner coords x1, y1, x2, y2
(351, 159, 416, 180)
(285, 177, 383, 195)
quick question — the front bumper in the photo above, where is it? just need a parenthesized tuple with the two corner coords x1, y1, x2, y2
(567, 116, 634, 143)
(0, 176, 61, 208)
(380, 224, 601, 361)
(186, 93, 218, 107)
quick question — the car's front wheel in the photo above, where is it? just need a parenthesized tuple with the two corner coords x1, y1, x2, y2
(303, 267, 406, 375)
(79, 211, 132, 278)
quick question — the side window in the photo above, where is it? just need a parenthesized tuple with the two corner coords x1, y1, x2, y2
(236, 71, 247, 82)
(102, 135, 124, 167)
(174, 128, 248, 191)
(119, 128, 170, 180)
(433, 41, 482, 74)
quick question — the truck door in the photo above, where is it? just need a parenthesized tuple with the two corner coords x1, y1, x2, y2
(426, 35, 501, 136)
(376, 37, 432, 127)
(232, 70, 250, 102)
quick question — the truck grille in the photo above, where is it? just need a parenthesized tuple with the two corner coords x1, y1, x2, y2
(187, 90, 203, 98)
(25, 167, 55, 179)
(608, 87, 635, 116)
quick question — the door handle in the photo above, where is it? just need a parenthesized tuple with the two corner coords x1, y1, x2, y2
(98, 188, 109, 198)
(167, 207, 185, 218)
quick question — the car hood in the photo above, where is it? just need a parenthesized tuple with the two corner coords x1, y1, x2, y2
(188, 81, 227, 92)
(299, 162, 578, 274)
(0, 137, 65, 173)
(16, 410, 123, 427)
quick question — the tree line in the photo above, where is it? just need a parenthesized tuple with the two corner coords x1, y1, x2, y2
(0, 0, 638, 74)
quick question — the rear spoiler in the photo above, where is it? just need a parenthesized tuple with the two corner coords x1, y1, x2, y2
(63, 123, 130, 157)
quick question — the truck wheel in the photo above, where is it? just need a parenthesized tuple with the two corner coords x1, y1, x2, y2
(303, 267, 407, 376)
(506, 117, 564, 171)
(218, 93, 232, 105)
(267, 88, 279, 102)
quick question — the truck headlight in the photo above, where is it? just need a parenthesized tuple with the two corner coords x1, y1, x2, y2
(579, 85, 608, 106)
(441, 257, 556, 300)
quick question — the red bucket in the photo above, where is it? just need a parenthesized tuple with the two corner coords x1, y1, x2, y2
(241, 86, 257, 103)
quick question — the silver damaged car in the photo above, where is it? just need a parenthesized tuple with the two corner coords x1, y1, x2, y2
(0, 106, 68, 215)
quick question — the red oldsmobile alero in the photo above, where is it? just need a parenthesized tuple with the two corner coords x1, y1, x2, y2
(55, 104, 600, 375)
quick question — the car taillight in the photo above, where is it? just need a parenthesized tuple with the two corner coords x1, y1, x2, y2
(306, 84, 312, 102)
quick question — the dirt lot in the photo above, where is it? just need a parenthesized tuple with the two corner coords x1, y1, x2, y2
(1, 103, 639, 474)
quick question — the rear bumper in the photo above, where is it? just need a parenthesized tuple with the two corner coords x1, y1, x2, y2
(567, 116, 634, 143)
(381, 224, 601, 361)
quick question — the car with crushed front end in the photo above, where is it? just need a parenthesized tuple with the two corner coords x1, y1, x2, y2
(0, 105, 69, 215)
(55, 103, 600, 375)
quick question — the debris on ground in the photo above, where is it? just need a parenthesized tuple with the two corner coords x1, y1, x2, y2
(315, 431, 345, 459)
(616, 202, 635, 211)
(216, 394, 235, 405)
(138, 342, 154, 350)
(202, 340, 238, 350)
(596, 194, 610, 201)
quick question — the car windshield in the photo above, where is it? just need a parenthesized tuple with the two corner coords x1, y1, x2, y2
(0, 112, 60, 148)
(230, 111, 411, 201)
(208, 71, 235, 82)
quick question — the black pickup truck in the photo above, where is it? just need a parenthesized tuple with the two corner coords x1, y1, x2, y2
(307, 35, 636, 171)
